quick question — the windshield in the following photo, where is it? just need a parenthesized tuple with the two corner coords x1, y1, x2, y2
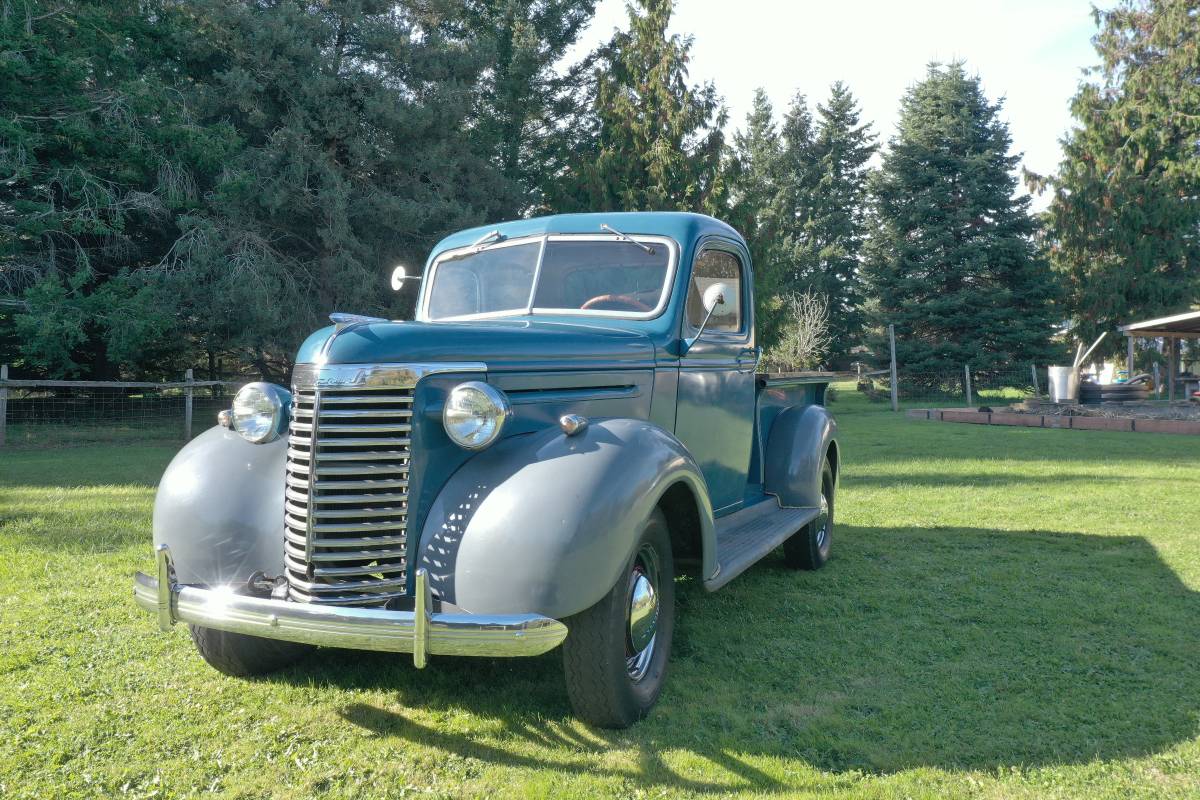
(423, 235, 675, 321)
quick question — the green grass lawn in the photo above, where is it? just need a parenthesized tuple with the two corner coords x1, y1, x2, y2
(3, 391, 1199, 799)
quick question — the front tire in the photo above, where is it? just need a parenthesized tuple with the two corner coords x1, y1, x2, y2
(561, 508, 675, 728)
(783, 457, 834, 570)
(189, 625, 313, 677)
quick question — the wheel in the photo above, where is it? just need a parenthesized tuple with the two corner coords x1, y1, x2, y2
(561, 508, 675, 728)
(784, 458, 834, 570)
(189, 625, 313, 677)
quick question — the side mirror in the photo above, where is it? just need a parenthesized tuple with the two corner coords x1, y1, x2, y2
(702, 282, 729, 313)
(390, 265, 421, 291)
(683, 281, 733, 354)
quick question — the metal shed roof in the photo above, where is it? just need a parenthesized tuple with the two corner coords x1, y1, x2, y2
(1119, 310, 1200, 338)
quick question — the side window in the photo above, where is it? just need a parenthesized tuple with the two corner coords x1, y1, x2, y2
(685, 249, 744, 333)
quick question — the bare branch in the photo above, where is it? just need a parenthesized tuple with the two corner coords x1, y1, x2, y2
(762, 290, 833, 372)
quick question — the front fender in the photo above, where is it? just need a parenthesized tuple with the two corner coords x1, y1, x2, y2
(415, 418, 714, 619)
(764, 405, 839, 507)
(153, 426, 286, 586)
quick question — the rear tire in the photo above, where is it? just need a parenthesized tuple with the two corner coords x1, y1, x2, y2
(189, 625, 313, 677)
(784, 458, 834, 570)
(561, 509, 675, 728)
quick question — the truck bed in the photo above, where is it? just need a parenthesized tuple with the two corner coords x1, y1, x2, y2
(737, 371, 835, 511)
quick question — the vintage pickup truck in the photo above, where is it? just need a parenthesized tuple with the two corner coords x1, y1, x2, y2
(134, 211, 839, 728)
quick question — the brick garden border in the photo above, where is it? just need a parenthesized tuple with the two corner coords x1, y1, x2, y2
(908, 408, 1200, 436)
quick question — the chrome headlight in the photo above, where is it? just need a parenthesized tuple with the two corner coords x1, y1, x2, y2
(231, 382, 291, 444)
(443, 381, 511, 450)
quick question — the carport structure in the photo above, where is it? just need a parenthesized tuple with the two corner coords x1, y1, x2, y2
(1120, 310, 1200, 401)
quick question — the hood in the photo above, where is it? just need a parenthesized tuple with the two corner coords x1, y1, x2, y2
(295, 318, 656, 373)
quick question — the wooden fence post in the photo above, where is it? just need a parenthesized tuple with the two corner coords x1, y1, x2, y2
(964, 364, 973, 407)
(184, 368, 194, 441)
(0, 364, 8, 447)
(888, 324, 899, 412)
(1030, 364, 1040, 397)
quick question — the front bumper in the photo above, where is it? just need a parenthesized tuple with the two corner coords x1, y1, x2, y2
(133, 546, 568, 667)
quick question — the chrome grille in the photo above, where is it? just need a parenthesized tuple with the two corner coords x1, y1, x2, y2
(284, 385, 414, 606)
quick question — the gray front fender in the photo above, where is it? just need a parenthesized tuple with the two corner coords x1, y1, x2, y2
(153, 426, 286, 586)
(416, 418, 715, 619)
(764, 405, 839, 507)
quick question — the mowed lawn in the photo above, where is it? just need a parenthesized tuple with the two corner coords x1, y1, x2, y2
(2, 393, 1199, 799)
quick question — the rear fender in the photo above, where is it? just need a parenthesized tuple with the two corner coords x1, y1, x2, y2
(764, 405, 838, 507)
(415, 418, 715, 619)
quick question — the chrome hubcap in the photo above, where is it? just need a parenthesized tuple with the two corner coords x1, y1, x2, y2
(815, 494, 830, 549)
(626, 544, 660, 681)
(629, 574, 657, 651)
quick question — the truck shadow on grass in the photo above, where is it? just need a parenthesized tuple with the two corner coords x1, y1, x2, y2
(278, 524, 1200, 785)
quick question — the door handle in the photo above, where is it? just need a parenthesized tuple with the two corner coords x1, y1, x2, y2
(736, 347, 760, 372)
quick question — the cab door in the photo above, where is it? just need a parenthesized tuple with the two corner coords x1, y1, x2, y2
(673, 240, 757, 514)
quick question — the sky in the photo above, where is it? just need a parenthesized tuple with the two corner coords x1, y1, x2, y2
(568, 0, 1107, 210)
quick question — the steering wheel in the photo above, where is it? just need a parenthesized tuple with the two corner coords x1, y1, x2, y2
(580, 293, 653, 312)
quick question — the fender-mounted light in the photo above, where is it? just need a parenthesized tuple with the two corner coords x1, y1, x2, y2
(231, 382, 291, 444)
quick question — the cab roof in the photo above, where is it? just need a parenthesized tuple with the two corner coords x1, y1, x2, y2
(429, 211, 745, 257)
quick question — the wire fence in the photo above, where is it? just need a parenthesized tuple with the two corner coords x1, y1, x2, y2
(855, 365, 1046, 409)
(0, 356, 1175, 450)
(0, 367, 245, 449)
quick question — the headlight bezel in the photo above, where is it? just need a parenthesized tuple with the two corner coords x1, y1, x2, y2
(230, 382, 291, 444)
(442, 381, 511, 450)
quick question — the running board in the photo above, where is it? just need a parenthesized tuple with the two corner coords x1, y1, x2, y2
(704, 500, 820, 591)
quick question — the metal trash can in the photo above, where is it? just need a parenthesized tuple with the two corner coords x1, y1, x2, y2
(1048, 366, 1079, 403)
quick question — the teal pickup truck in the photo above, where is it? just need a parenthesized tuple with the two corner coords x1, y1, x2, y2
(134, 212, 839, 728)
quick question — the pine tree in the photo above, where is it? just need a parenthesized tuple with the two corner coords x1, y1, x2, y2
(726, 86, 875, 359)
(867, 63, 1059, 376)
(550, 0, 727, 213)
(725, 89, 786, 344)
(452, 0, 599, 215)
(3, 1, 550, 378)
(808, 83, 876, 362)
(0, 1, 235, 378)
(764, 93, 820, 349)
(146, 0, 518, 378)
(1038, 0, 1200, 353)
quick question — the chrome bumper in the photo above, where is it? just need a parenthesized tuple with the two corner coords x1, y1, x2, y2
(133, 546, 567, 667)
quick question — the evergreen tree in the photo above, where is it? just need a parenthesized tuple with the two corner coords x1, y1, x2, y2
(452, 1, 598, 215)
(1037, 0, 1200, 353)
(725, 90, 780, 241)
(0, 1, 524, 378)
(763, 93, 819, 349)
(808, 83, 876, 362)
(867, 63, 1058, 376)
(725, 89, 786, 344)
(157, 0, 514, 378)
(726, 85, 875, 361)
(549, 0, 727, 213)
(0, 1, 234, 378)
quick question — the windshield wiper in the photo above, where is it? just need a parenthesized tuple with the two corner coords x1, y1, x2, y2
(600, 223, 656, 255)
(471, 229, 506, 251)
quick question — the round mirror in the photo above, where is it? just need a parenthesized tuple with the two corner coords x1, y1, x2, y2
(702, 282, 729, 313)
(390, 265, 409, 291)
